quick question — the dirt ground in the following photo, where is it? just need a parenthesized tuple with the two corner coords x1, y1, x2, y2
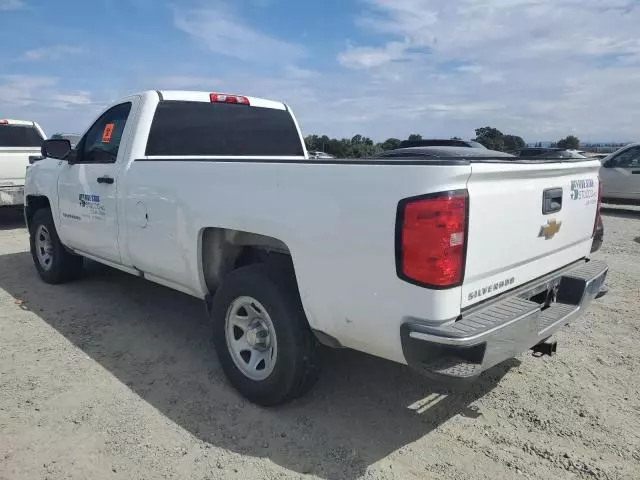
(0, 206, 639, 480)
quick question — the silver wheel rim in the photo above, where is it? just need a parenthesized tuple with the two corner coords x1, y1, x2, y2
(225, 296, 278, 381)
(35, 225, 54, 271)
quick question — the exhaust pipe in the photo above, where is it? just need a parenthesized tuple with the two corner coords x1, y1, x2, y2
(531, 340, 558, 357)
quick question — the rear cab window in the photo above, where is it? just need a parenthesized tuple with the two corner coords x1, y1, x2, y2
(145, 101, 305, 157)
(0, 123, 44, 147)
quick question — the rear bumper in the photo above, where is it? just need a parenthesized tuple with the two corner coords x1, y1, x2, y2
(401, 259, 608, 380)
(0, 185, 24, 207)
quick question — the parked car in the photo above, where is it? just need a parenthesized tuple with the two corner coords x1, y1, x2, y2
(26, 90, 607, 406)
(599, 143, 640, 204)
(400, 139, 487, 149)
(567, 149, 594, 157)
(307, 150, 335, 159)
(374, 146, 513, 158)
(0, 118, 46, 208)
(510, 147, 587, 159)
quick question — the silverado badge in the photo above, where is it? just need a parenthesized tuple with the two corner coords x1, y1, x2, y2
(539, 219, 562, 240)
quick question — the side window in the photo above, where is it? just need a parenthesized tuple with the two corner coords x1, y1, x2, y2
(78, 102, 132, 164)
(609, 147, 640, 168)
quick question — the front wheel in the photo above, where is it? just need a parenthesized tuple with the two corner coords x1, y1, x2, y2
(210, 263, 321, 406)
(29, 209, 83, 284)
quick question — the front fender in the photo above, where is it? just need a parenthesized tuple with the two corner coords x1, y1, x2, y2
(24, 158, 62, 231)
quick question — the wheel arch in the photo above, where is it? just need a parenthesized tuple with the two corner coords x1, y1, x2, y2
(198, 227, 341, 348)
(199, 227, 293, 294)
(25, 195, 52, 231)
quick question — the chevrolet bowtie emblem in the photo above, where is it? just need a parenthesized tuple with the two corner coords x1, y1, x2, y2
(539, 219, 562, 239)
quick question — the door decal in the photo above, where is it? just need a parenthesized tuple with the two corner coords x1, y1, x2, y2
(570, 178, 597, 205)
(78, 194, 105, 220)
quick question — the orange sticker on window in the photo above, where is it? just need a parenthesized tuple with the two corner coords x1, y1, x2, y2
(102, 123, 114, 143)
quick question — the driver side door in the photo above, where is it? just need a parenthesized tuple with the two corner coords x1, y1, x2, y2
(57, 102, 133, 263)
(600, 146, 640, 201)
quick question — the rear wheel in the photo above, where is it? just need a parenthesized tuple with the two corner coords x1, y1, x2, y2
(29, 209, 83, 284)
(210, 263, 321, 406)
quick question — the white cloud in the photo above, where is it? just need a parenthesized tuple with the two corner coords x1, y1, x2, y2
(0, 76, 98, 110)
(157, 76, 221, 89)
(6, 1, 640, 143)
(0, 75, 58, 107)
(282, 65, 318, 80)
(457, 64, 482, 74)
(338, 40, 415, 69)
(153, 68, 321, 108)
(325, 0, 640, 141)
(345, 0, 640, 67)
(173, 6, 304, 64)
(23, 45, 83, 61)
(0, 0, 24, 11)
(0, 76, 102, 134)
(51, 91, 93, 107)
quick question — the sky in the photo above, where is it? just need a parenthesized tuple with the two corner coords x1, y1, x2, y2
(1, 0, 639, 143)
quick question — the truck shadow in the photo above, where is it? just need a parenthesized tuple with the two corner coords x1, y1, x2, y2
(0, 251, 516, 479)
(601, 205, 640, 219)
(0, 207, 25, 230)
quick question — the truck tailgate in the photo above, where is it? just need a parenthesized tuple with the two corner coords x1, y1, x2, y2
(462, 160, 601, 309)
(0, 148, 38, 185)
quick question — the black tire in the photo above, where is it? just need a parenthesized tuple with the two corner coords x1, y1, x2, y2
(210, 263, 321, 406)
(29, 208, 83, 284)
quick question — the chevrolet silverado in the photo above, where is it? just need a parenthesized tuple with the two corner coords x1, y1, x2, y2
(24, 90, 608, 405)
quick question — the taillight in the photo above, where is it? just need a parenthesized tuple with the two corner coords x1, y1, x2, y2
(396, 190, 468, 288)
(210, 93, 250, 105)
(593, 178, 603, 236)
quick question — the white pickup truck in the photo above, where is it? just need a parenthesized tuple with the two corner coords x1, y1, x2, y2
(24, 90, 608, 406)
(1, 119, 46, 207)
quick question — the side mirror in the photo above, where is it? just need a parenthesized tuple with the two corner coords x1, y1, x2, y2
(602, 158, 613, 168)
(41, 139, 72, 161)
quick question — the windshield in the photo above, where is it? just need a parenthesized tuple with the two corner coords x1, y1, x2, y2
(0, 125, 44, 147)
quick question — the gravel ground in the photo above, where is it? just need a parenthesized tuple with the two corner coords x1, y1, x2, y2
(1, 205, 639, 480)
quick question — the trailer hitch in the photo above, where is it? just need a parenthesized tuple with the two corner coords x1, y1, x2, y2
(531, 340, 558, 357)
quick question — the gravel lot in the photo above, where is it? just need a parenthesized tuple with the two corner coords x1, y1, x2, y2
(1, 206, 639, 480)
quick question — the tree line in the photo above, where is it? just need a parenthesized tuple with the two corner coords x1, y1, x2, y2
(305, 128, 581, 158)
(304, 134, 398, 158)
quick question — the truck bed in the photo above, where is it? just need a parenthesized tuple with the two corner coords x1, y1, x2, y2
(121, 154, 601, 362)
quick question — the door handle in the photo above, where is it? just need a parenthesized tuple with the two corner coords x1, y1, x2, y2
(542, 187, 563, 214)
(97, 175, 114, 184)
(632, 171, 640, 175)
